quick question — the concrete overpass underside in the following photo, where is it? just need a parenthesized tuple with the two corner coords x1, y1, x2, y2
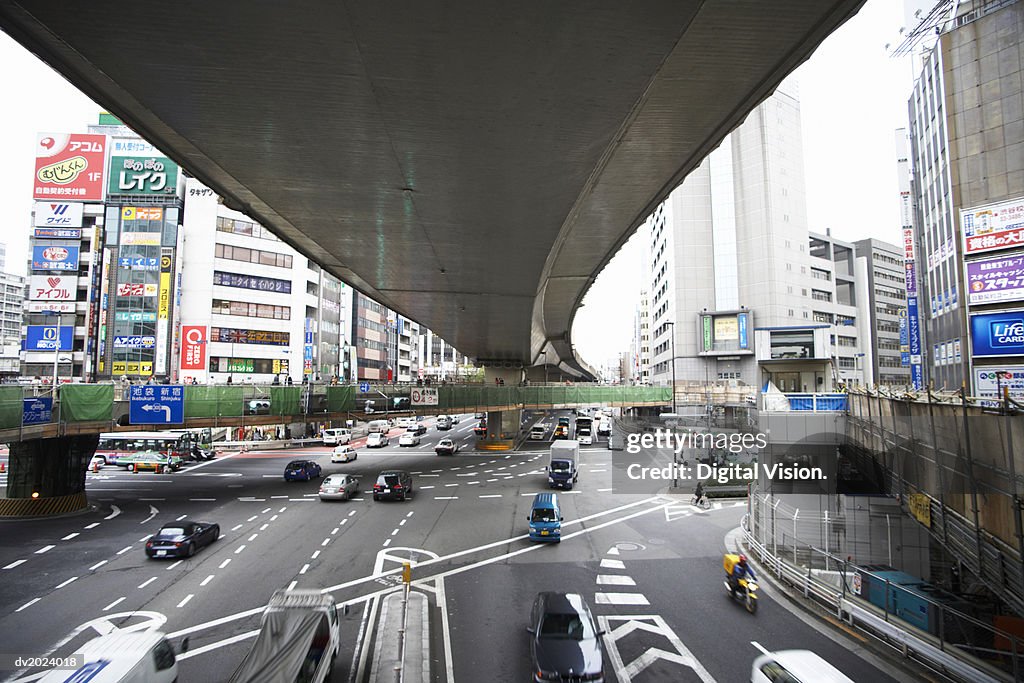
(1, 0, 864, 376)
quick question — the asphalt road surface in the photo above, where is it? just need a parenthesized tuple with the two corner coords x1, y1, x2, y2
(0, 411, 905, 682)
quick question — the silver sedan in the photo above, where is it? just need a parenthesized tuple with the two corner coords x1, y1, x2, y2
(319, 474, 360, 501)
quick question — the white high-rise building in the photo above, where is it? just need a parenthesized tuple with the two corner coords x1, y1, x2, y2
(648, 83, 842, 398)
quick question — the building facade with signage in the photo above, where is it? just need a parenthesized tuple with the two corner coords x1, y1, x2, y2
(907, 2, 1024, 397)
(853, 238, 911, 388)
(647, 84, 837, 396)
(0, 272, 25, 380)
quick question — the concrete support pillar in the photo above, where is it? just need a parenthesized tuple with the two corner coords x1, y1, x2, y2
(483, 366, 523, 387)
(6, 434, 97, 499)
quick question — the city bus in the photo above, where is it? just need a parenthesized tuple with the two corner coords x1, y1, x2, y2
(94, 431, 201, 468)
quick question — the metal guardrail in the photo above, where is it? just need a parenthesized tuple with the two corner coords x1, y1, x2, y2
(741, 514, 1016, 682)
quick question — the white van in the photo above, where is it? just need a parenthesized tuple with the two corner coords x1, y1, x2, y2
(395, 416, 416, 429)
(322, 428, 351, 445)
(530, 424, 547, 440)
(367, 419, 390, 434)
(39, 631, 185, 683)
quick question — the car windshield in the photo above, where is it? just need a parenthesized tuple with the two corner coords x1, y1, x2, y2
(531, 508, 557, 523)
(323, 476, 342, 485)
(439, 440, 452, 446)
(157, 527, 185, 538)
(550, 461, 570, 472)
(539, 612, 589, 640)
(286, 461, 305, 469)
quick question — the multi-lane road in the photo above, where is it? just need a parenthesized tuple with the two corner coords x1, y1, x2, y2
(0, 412, 905, 682)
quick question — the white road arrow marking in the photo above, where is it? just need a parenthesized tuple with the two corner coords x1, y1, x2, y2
(104, 505, 121, 520)
(140, 505, 159, 525)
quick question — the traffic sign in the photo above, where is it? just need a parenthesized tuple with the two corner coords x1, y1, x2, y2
(22, 397, 53, 425)
(129, 385, 184, 425)
(359, 382, 370, 393)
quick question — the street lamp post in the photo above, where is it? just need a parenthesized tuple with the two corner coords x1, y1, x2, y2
(666, 321, 677, 414)
(541, 350, 549, 385)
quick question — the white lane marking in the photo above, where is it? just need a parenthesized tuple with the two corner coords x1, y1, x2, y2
(398, 519, 407, 526)
(83, 523, 100, 530)
(178, 594, 194, 608)
(15, 598, 41, 612)
(382, 539, 392, 547)
(479, 494, 502, 499)
(340, 519, 349, 526)
(261, 507, 272, 513)
(434, 497, 459, 500)
(300, 564, 310, 575)
(61, 533, 79, 541)
(116, 546, 133, 555)
(420, 486, 435, 490)
(445, 483, 458, 487)
(259, 524, 269, 531)
(175, 514, 187, 521)
(270, 515, 279, 521)
(89, 560, 107, 571)
(411, 471, 423, 474)
(189, 498, 216, 502)
(55, 576, 78, 589)
(102, 597, 125, 611)
(456, 473, 474, 477)
(466, 481, 479, 485)
(597, 488, 614, 492)
(751, 641, 771, 657)
(591, 469, 607, 473)
(390, 529, 399, 536)
(600, 559, 626, 569)
(235, 545, 247, 554)
(421, 474, 440, 477)
(138, 577, 158, 589)
(231, 524, 243, 531)
(137, 535, 151, 543)
(597, 575, 636, 586)
(139, 497, 166, 501)
(219, 559, 232, 569)
(261, 474, 279, 478)
(279, 507, 288, 513)
(247, 516, 258, 522)
(289, 498, 314, 502)
(607, 547, 620, 556)
(3, 559, 26, 569)
(349, 510, 358, 517)
(331, 527, 340, 535)
(167, 560, 182, 571)
(271, 495, 288, 499)
(248, 534, 258, 541)
(321, 539, 331, 546)
(104, 505, 121, 520)
(35, 545, 55, 554)
(238, 497, 266, 502)
(200, 575, 215, 586)
(287, 580, 298, 591)
(311, 550, 321, 559)
(487, 479, 498, 482)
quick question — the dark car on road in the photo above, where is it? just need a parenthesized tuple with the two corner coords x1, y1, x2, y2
(528, 592, 605, 682)
(284, 459, 322, 481)
(373, 470, 413, 501)
(145, 520, 220, 559)
(406, 423, 427, 436)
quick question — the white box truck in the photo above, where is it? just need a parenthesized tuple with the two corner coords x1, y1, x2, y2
(229, 589, 341, 683)
(547, 440, 579, 489)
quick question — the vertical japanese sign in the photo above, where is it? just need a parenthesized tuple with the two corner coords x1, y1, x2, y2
(181, 326, 207, 371)
(903, 227, 923, 389)
(155, 250, 172, 374)
(33, 133, 107, 201)
(700, 315, 712, 352)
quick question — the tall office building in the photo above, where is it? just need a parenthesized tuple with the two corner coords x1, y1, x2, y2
(0, 272, 25, 380)
(854, 238, 911, 388)
(906, 1, 1024, 397)
(807, 231, 867, 388)
(351, 292, 387, 381)
(648, 83, 844, 397)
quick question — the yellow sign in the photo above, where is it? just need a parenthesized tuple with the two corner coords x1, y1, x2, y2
(908, 493, 931, 528)
(112, 361, 154, 376)
(714, 316, 738, 341)
(158, 254, 171, 320)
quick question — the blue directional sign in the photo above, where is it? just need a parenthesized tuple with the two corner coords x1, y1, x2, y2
(129, 385, 184, 425)
(22, 397, 53, 425)
(358, 382, 370, 393)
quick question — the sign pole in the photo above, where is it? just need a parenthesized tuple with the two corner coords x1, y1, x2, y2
(51, 311, 62, 396)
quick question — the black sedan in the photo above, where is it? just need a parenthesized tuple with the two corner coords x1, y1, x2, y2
(528, 592, 605, 682)
(145, 520, 220, 559)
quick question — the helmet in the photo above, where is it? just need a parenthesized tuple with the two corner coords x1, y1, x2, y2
(738, 554, 748, 564)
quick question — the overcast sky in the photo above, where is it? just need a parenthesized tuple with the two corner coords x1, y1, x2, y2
(0, 0, 920, 368)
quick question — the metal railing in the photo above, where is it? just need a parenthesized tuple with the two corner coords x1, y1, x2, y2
(744, 496, 1021, 681)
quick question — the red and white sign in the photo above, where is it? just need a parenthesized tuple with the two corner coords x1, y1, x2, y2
(26, 301, 76, 313)
(962, 198, 1024, 256)
(181, 326, 207, 370)
(29, 275, 77, 300)
(33, 133, 107, 202)
(116, 282, 158, 297)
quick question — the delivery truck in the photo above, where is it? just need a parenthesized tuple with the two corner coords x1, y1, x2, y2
(547, 440, 579, 489)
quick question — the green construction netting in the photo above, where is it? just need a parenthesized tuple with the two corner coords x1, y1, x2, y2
(61, 384, 115, 422)
(270, 387, 302, 416)
(0, 386, 24, 429)
(327, 386, 356, 412)
(184, 386, 245, 418)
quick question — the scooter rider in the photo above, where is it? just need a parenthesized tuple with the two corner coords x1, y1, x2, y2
(729, 554, 756, 596)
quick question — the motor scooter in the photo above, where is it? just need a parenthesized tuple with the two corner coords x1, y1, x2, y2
(724, 575, 758, 614)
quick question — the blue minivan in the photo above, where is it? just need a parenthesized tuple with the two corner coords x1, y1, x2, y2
(528, 492, 563, 542)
